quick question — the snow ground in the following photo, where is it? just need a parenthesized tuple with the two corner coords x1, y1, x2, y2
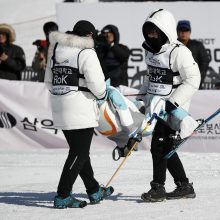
(1, 147, 220, 220)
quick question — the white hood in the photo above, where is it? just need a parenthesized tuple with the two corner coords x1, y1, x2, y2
(144, 9, 177, 44)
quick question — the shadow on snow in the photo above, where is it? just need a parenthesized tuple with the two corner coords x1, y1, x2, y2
(0, 191, 143, 208)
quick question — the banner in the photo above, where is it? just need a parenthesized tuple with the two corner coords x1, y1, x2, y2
(0, 80, 68, 151)
(56, 2, 220, 88)
(182, 90, 220, 152)
(0, 79, 219, 152)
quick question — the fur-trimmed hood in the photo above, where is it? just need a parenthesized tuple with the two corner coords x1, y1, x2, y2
(0, 23, 16, 43)
(49, 31, 94, 49)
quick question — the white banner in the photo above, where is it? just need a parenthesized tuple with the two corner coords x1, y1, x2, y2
(0, 79, 219, 152)
(0, 79, 68, 151)
(182, 90, 220, 152)
(57, 2, 220, 88)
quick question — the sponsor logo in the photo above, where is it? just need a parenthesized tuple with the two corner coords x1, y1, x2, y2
(0, 112, 17, 128)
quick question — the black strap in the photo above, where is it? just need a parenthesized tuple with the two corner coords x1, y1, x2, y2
(173, 72, 180, 76)
(78, 86, 91, 92)
(112, 146, 122, 161)
(77, 48, 92, 70)
(173, 84, 181, 89)
(51, 42, 58, 67)
(168, 44, 181, 80)
(76, 48, 92, 90)
(77, 73, 85, 79)
(51, 86, 91, 96)
(149, 9, 163, 18)
(169, 44, 180, 71)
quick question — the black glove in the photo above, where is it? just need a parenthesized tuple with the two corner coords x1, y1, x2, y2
(112, 133, 142, 161)
(130, 133, 142, 143)
(165, 100, 179, 114)
(112, 145, 134, 161)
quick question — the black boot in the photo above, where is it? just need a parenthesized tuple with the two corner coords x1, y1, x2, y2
(166, 182, 196, 200)
(141, 181, 166, 202)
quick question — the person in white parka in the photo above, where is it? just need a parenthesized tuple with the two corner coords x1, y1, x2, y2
(140, 9, 201, 202)
(44, 20, 114, 209)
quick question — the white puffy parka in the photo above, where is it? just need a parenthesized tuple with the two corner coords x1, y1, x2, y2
(44, 32, 106, 130)
(141, 9, 201, 110)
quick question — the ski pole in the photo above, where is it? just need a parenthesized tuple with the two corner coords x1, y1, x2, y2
(105, 113, 157, 187)
(164, 107, 220, 159)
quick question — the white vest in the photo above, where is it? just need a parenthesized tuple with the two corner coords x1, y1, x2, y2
(145, 44, 180, 96)
(50, 43, 90, 95)
(45, 32, 107, 130)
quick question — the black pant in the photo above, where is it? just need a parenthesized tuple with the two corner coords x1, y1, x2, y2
(151, 120, 188, 185)
(57, 128, 99, 198)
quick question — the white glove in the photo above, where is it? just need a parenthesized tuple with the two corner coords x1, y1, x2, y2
(179, 115, 199, 139)
(165, 100, 199, 139)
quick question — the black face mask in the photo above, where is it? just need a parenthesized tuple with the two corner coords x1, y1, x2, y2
(142, 22, 168, 53)
(145, 37, 164, 53)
